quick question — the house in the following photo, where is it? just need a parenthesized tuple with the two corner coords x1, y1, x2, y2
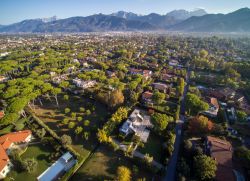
(0, 52, 9, 57)
(226, 107, 237, 124)
(142, 91, 153, 103)
(161, 73, 174, 82)
(67, 66, 75, 73)
(152, 82, 169, 93)
(49, 72, 56, 77)
(0, 110, 4, 119)
(72, 78, 97, 89)
(52, 75, 67, 84)
(106, 70, 116, 78)
(204, 136, 236, 181)
(0, 130, 32, 179)
(37, 152, 76, 181)
(119, 109, 153, 143)
(219, 88, 236, 100)
(203, 97, 220, 117)
(129, 68, 152, 80)
(169, 60, 179, 67)
(72, 59, 80, 64)
(208, 89, 225, 100)
(0, 76, 8, 83)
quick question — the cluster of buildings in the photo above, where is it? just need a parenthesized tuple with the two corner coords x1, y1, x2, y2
(0, 130, 32, 179)
(72, 78, 97, 89)
(129, 68, 152, 80)
(0, 129, 76, 180)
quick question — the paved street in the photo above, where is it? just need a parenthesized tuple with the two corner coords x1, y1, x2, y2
(162, 67, 190, 181)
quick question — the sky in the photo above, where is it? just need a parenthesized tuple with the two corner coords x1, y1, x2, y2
(0, 0, 250, 25)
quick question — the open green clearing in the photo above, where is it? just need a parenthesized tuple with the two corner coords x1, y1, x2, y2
(70, 145, 153, 181)
(32, 93, 110, 158)
(137, 133, 164, 163)
(7, 143, 55, 181)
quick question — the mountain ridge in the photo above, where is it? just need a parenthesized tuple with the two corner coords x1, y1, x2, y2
(0, 8, 249, 33)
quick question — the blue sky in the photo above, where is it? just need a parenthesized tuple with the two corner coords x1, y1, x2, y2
(0, 0, 250, 25)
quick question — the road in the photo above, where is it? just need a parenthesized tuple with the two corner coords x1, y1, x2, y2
(162, 66, 190, 181)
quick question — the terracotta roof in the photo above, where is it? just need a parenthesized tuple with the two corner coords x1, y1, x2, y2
(0, 111, 4, 119)
(162, 74, 173, 80)
(0, 130, 32, 172)
(0, 130, 32, 147)
(210, 97, 219, 109)
(207, 136, 235, 181)
(142, 91, 153, 99)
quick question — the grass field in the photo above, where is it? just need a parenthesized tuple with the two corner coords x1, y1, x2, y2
(7, 143, 55, 181)
(137, 133, 164, 163)
(70, 145, 153, 181)
(33, 93, 110, 157)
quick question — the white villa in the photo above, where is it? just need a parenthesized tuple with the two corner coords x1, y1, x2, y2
(119, 109, 153, 143)
(72, 78, 97, 89)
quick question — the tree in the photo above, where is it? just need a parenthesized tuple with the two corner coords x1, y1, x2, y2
(71, 112, 77, 119)
(64, 108, 70, 114)
(84, 120, 90, 126)
(97, 129, 111, 143)
(77, 117, 83, 122)
(75, 126, 83, 135)
(151, 113, 173, 132)
(79, 107, 85, 112)
(68, 122, 76, 129)
(23, 158, 38, 173)
(189, 116, 213, 135)
(194, 154, 217, 180)
(186, 93, 209, 115)
(233, 146, 250, 171)
(109, 89, 124, 108)
(144, 153, 153, 165)
(51, 87, 61, 106)
(36, 128, 46, 138)
(63, 94, 69, 101)
(237, 110, 247, 122)
(177, 77, 185, 96)
(62, 118, 69, 125)
(199, 49, 209, 58)
(177, 158, 190, 177)
(116, 166, 131, 181)
(83, 131, 89, 140)
(61, 134, 72, 145)
(152, 90, 165, 104)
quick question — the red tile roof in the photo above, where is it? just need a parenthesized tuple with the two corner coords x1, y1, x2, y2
(210, 97, 219, 109)
(207, 136, 235, 181)
(0, 111, 4, 119)
(142, 91, 153, 99)
(0, 130, 32, 172)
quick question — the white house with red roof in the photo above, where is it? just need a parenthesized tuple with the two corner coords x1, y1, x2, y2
(0, 130, 32, 179)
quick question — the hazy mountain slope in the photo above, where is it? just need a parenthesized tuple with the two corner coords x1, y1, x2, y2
(0, 14, 157, 33)
(169, 8, 250, 32)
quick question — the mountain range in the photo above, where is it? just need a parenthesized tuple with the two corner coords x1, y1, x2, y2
(0, 8, 250, 33)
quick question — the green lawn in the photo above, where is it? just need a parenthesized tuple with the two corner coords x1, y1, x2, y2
(7, 143, 55, 181)
(70, 145, 153, 181)
(150, 101, 177, 116)
(137, 133, 164, 163)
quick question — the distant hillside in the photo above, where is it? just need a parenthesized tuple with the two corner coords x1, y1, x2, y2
(0, 14, 157, 33)
(0, 8, 250, 33)
(110, 9, 207, 28)
(166, 9, 207, 20)
(169, 8, 250, 32)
